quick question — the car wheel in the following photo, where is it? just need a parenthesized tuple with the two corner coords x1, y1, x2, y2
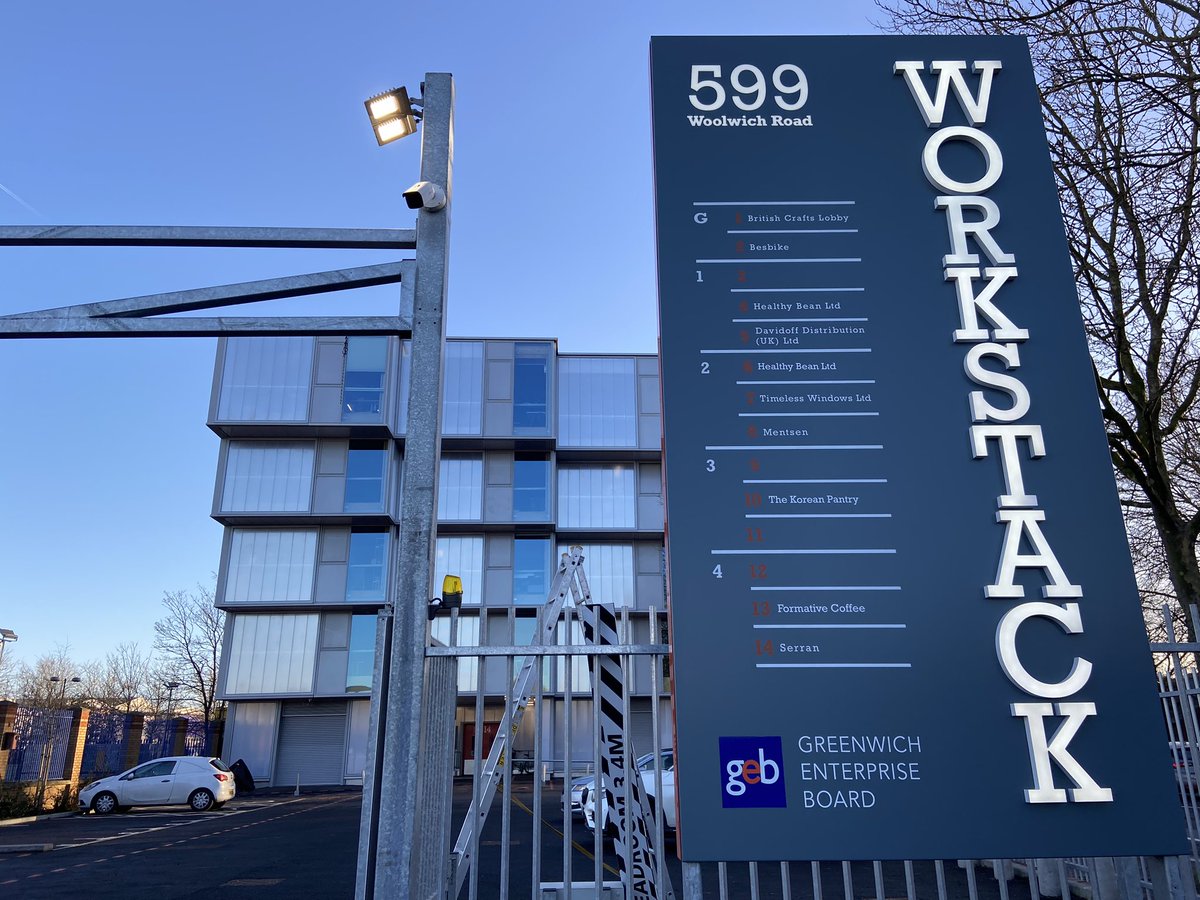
(188, 788, 215, 812)
(92, 792, 118, 815)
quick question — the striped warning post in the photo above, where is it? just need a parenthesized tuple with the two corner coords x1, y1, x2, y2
(579, 601, 660, 900)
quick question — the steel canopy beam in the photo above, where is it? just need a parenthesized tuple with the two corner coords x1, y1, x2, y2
(0, 225, 416, 249)
(0, 262, 408, 327)
(0, 315, 412, 338)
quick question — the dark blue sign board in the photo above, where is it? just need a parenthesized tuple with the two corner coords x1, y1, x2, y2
(651, 35, 1186, 862)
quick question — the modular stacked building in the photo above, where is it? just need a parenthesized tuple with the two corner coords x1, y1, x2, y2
(209, 336, 667, 786)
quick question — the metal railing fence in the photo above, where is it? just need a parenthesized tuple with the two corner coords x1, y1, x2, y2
(431, 599, 1198, 900)
(78, 710, 128, 780)
(4, 707, 73, 782)
(138, 716, 174, 764)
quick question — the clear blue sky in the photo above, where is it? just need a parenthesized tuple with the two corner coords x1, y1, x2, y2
(0, 1, 880, 667)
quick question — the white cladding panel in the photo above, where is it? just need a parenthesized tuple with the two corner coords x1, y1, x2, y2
(221, 443, 315, 512)
(558, 357, 638, 447)
(225, 530, 318, 603)
(225, 614, 319, 694)
(438, 457, 483, 521)
(557, 466, 637, 528)
(435, 536, 484, 605)
(218, 337, 313, 421)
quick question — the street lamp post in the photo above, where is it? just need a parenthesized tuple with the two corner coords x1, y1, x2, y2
(163, 681, 181, 718)
(0, 629, 16, 680)
(354, 73, 454, 900)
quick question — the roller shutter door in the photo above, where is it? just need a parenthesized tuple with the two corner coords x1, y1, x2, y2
(274, 701, 346, 786)
(629, 700, 656, 756)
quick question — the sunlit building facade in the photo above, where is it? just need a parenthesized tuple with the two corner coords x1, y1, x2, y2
(209, 336, 668, 786)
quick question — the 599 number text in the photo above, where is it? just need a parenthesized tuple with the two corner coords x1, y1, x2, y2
(689, 64, 809, 113)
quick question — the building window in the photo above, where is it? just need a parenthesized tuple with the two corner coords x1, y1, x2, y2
(435, 536, 484, 605)
(225, 529, 317, 603)
(514, 537, 551, 604)
(342, 337, 387, 423)
(345, 441, 388, 513)
(346, 616, 376, 693)
(431, 614, 479, 691)
(346, 701, 371, 778)
(224, 614, 319, 694)
(558, 357, 637, 447)
(559, 544, 634, 608)
(438, 456, 483, 521)
(443, 342, 483, 435)
(347, 529, 388, 602)
(557, 465, 636, 528)
(222, 442, 315, 513)
(513, 342, 551, 434)
(513, 455, 550, 521)
(550, 620, 591, 693)
(218, 337, 313, 422)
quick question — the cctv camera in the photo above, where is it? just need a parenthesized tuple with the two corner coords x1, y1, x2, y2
(403, 181, 447, 211)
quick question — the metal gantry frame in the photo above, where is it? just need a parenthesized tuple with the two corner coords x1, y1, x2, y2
(0, 72, 455, 900)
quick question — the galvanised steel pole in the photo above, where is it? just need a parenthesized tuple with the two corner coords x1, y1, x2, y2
(355, 72, 454, 900)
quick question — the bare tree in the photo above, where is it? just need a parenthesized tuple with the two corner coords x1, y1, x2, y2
(153, 585, 226, 726)
(14, 646, 83, 707)
(80, 642, 154, 714)
(879, 0, 1200, 636)
(0, 641, 16, 702)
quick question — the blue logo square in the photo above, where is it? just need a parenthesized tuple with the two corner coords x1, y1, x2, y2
(719, 736, 787, 808)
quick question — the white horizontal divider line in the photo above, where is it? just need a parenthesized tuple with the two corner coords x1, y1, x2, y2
(732, 317, 868, 323)
(746, 513, 892, 518)
(750, 585, 902, 591)
(706, 444, 883, 451)
(701, 349, 871, 354)
(711, 549, 895, 555)
(743, 479, 887, 484)
(727, 229, 858, 234)
(693, 201, 856, 206)
(737, 380, 876, 385)
(732, 287, 864, 293)
(748, 628, 907, 633)
(697, 258, 861, 264)
(756, 663, 913, 669)
(738, 412, 878, 417)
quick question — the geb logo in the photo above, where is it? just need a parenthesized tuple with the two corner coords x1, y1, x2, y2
(719, 736, 786, 808)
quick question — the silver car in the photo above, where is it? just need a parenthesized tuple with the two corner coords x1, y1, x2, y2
(79, 756, 236, 814)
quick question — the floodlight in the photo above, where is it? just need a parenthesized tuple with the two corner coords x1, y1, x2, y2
(365, 87, 418, 145)
(0, 629, 16, 641)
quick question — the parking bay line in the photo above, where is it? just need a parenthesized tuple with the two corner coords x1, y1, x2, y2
(51, 798, 311, 852)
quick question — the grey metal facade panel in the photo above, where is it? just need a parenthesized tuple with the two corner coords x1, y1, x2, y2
(637, 575, 667, 613)
(312, 475, 345, 515)
(481, 451, 514, 522)
(314, 563, 349, 604)
(311, 385, 343, 423)
(637, 496, 665, 532)
(317, 440, 348, 475)
(316, 649, 350, 694)
(315, 338, 345, 385)
(638, 371, 662, 414)
(486, 359, 512, 402)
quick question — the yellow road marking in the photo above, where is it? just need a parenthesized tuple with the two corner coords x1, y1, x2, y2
(509, 795, 621, 877)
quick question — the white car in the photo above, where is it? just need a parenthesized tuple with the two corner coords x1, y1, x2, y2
(565, 774, 596, 819)
(79, 756, 236, 814)
(583, 749, 675, 838)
